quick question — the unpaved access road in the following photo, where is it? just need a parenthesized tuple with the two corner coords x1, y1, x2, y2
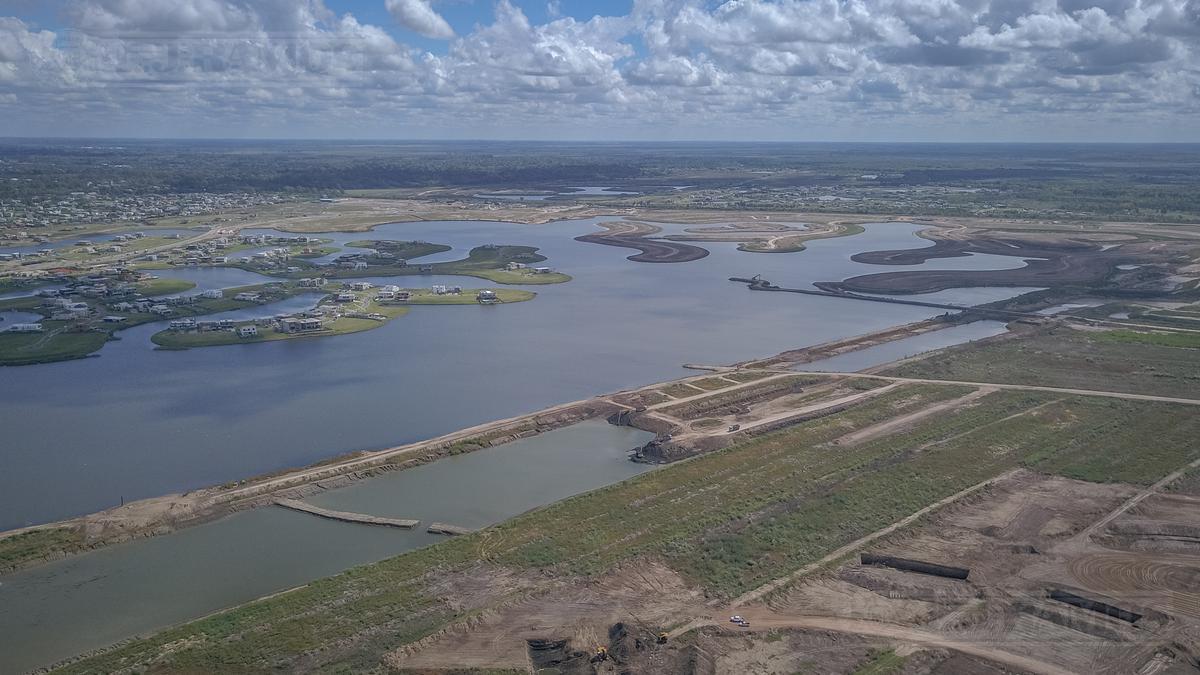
(694, 612, 1077, 675)
(788, 372, 1200, 406)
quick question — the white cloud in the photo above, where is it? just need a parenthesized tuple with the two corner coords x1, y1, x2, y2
(0, 0, 1195, 139)
(386, 0, 455, 40)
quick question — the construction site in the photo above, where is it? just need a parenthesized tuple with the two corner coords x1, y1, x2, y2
(9, 205, 1200, 674)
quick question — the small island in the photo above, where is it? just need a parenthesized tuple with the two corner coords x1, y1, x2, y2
(150, 284, 535, 349)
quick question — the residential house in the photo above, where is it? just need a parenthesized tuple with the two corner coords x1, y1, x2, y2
(4, 323, 43, 333)
(277, 317, 323, 333)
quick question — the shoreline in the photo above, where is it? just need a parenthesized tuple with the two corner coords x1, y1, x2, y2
(0, 313, 992, 576)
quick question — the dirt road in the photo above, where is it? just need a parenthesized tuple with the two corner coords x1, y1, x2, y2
(692, 612, 1077, 675)
(789, 371, 1200, 406)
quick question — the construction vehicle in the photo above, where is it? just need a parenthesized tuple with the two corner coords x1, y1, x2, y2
(727, 424, 740, 432)
(657, 632, 668, 644)
(591, 646, 609, 663)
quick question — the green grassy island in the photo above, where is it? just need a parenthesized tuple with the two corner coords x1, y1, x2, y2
(150, 287, 535, 349)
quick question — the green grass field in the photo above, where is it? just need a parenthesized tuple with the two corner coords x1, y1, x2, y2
(150, 288, 533, 348)
(1091, 329, 1200, 349)
(0, 328, 109, 366)
(889, 325, 1200, 398)
(56, 381, 1200, 673)
(0, 527, 84, 572)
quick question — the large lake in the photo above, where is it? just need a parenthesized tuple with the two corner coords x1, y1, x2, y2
(0, 217, 1042, 673)
(0, 218, 1037, 529)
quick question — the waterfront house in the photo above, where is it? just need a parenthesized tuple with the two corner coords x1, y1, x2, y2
(238, 325, 258, 338)
(506, 262, 526, 270)
(477, 290, 499, 304)
(277, 317, 323, 333)
(4, 323, 43, 333)
(200, 289, 224, 299)
(150, 304, 172, 316)
(348, 281, 373, 291)
(533, 267, 552, 274)
(233, 292, 261, 302)
(336, 292, 356, 302)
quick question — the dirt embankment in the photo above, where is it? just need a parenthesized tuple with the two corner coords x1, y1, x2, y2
(828, 235, 1187, 295)
(574, 221, 710, 263)
(0, 399, 619, 574)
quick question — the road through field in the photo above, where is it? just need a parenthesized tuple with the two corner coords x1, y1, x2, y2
(689, 612, 1077, 675)
(787, 372, 1200, 406)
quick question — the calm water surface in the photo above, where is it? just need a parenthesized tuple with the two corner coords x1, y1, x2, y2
(0, 420, 653, 674)
(0, 219, 1039, 528)
(799, 320, 1009, 372)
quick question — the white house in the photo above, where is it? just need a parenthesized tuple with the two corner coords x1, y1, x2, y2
(238, 325, 258, 338)
(233, 292, 261, 302)
(201, 289, 224, 299)
(4, 323, 43, 333)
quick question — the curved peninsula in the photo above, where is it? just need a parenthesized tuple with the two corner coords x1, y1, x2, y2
(575, 221, 710, 263)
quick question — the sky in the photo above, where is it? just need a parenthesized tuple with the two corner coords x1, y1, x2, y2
(0, 0, 1197, 141)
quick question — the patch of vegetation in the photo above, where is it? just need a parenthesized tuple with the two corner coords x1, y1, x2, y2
(1168, 466, 1200, 497)
(403, 288, 535, 305)
(723, 370, 773, 383)
(344, 240, 452, 260)
(660, 382, 706, 398)
(852, 649, 906, 675)
(0, 527, 84, 572)
(266, 245, 570, 285)
(691, 376, 735, 391)
(1021, 397, 1200, 483)
(0, 328, 109, 366)
(291, 246, 340, 258)
(54, 386, 1200, 672)
(151, 300, 408, 349)
(149, 288, 534, 349)
(1091, 329, 1200, 349)
(888, 326, 1200, 398)
(738, 223, 866, 253)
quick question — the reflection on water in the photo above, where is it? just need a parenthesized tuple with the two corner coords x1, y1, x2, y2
(0, 420, 653, 675)
(1, 219, 1043, 529)
(800, 321, 1009, 372)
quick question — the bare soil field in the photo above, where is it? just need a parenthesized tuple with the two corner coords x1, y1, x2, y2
(830, 234, 1189, 295)
(727, 470, 1200, 675)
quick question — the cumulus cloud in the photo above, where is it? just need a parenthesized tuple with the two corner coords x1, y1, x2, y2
(0, 0, 1196, 138)
(386, 0, 454, 40)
